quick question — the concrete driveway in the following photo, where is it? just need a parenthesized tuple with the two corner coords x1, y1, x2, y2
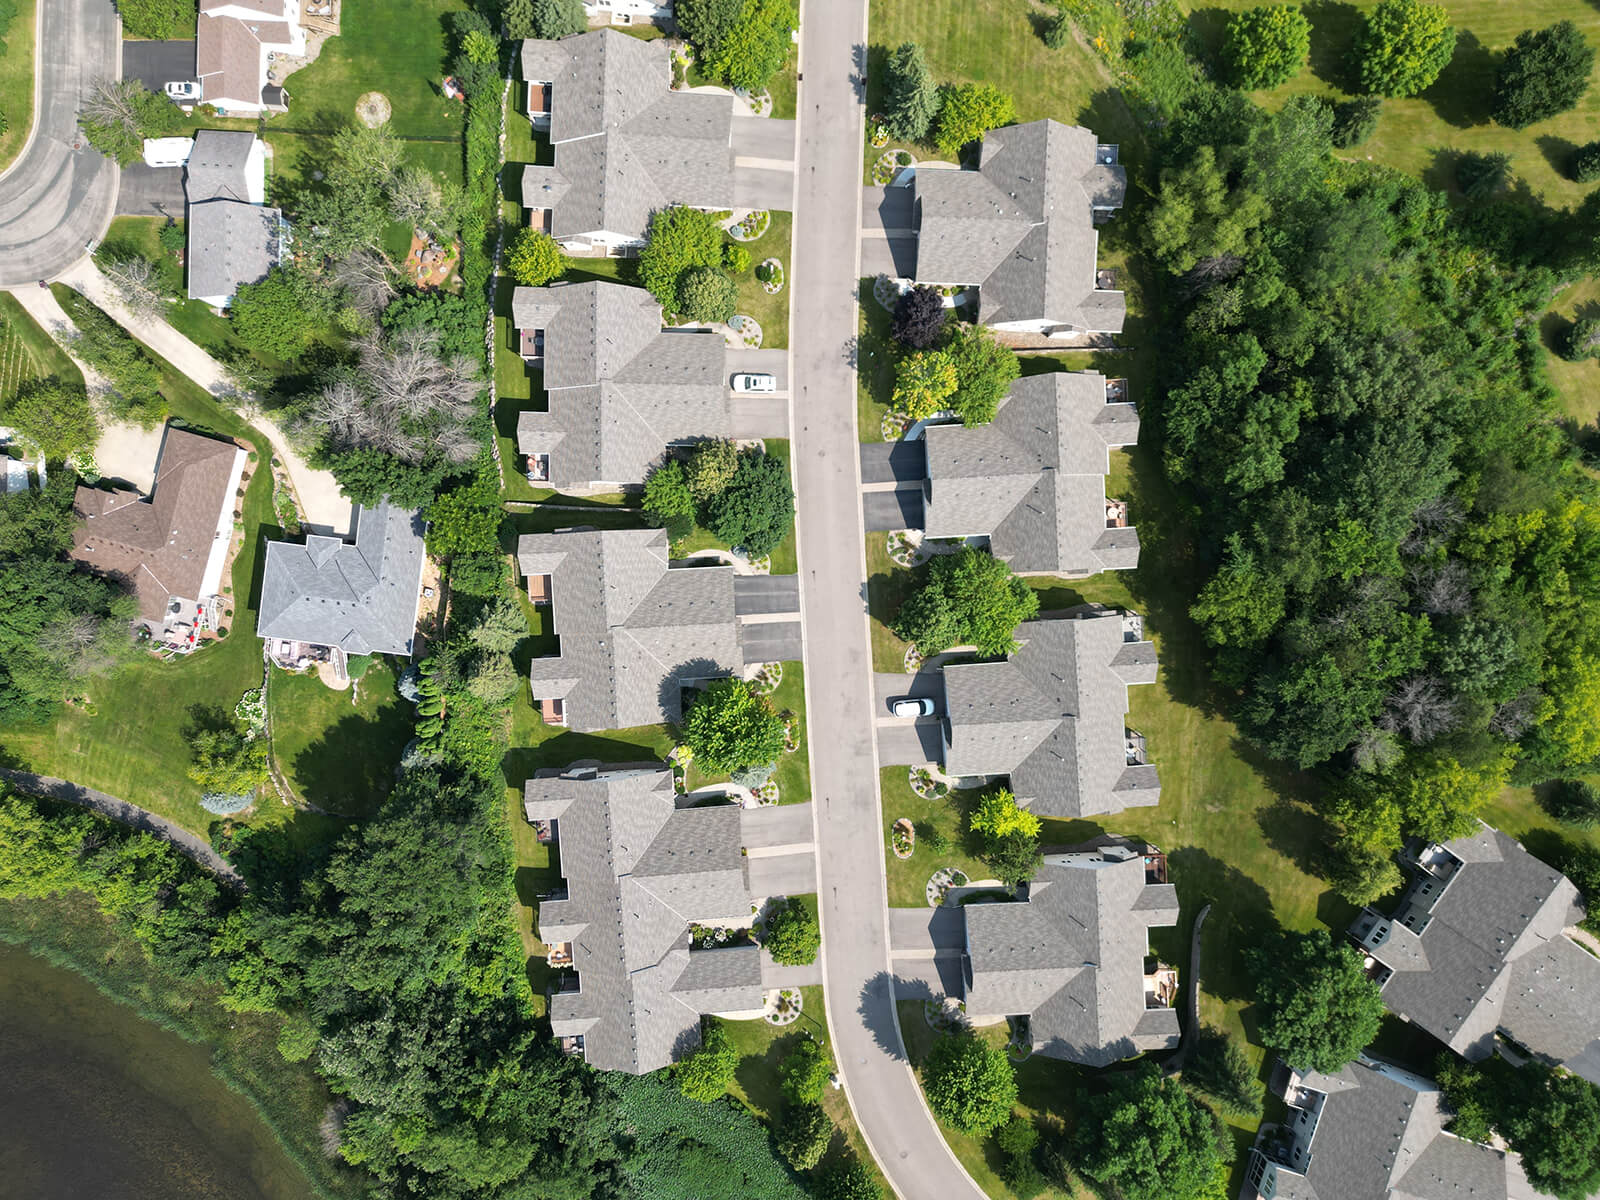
(121, 38, 195, 92)
(862, 486, 923, 531)
(887, 905, 965, 955)
(115, 164, 184, 217)
(0, 0, 121, 287)
(748, 850, 818, 896)
(734, 574, 800, 616)
(729, 347, 789, 388)
(732, 116, 797, 165)
(858, 439, 924, 484)
(876, 718, 944, 766)
(733, 396, 789, 439)
(861, 235, 917, 279)
(861, 185, 915, 236)
(739, 619, 803, 663)
(734, 166, 797, 212)
(873, 670, 944, 717)
(742, 801, 815, 849)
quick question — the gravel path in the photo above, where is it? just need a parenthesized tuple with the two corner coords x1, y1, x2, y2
(0, 769, 245, 889)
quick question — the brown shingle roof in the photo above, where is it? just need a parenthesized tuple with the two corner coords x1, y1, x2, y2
(69, 427, 242, 623)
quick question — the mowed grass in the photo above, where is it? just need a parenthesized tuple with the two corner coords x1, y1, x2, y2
(273, 0, 470, 141)
(0, 0, 36, 173)
(267, 660, 412, 819)
(0, 301, 47, 404)
(733, 210, 792, 349)
(1540, 275, 1600, 426)
(880, 766, 991, 907)
(1186, 0, 1600, 208)
(0, 292, 80, 388)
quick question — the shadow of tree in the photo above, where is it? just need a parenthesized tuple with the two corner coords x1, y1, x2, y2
(289, 703, 412, 818)
(858, 970, 909, 1060)
(500, 727, 672, 789)
(1419, 30, 1496, 130)
(1166, 847, 1280, 1003)
(1536, 134, 1580, 181)
(1304, 0, 1364, 93)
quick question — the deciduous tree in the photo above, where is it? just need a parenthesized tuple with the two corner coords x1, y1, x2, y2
(1, 378, 97, 461)
(968, 789, 1040, 843)
(505, 227, 567, 286)
(779, 1036, 833, 1102)
(923, 1032, 1017, 1136)
(703, 448, 794, 556)
(231, 265, 337, 360)
(681, 678, 787, 774)
(705, 0, 795, 92)
(1354, 0, 1455, 98)
(891, 547, 1040, 657)
(945, 323, 1018, 426)
(776, 1102, 831, 1170)
(892, 348, 957, 418)
(675, 0, 744, 59)
(765, 897, 820, 965)
(1223, 5, 1312, 91)
(638, 207, 725, 310)
(891, 284, 947, 349)
(934, 83, 1015, 158)
(1073, 1065, 1225, 1200)
(1249, 929, 1384, 1073)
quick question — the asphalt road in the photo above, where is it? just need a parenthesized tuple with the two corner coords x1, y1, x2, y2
(789, 0, 990, 1195)
(0, 0, 120, 287)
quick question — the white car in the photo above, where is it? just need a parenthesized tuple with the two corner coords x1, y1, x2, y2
(732, 372, 776, 393)
(165, 80, 202, 101)
(891, 697, 935, 718)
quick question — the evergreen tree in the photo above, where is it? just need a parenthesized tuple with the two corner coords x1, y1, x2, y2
(881, 42, 940, 142)
(1491, 21, 1595, 130)
(532, 0, 585, 39)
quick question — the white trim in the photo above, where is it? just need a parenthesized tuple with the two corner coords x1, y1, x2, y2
(197, 446, 247, 599)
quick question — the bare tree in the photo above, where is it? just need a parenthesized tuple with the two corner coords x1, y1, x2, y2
(1409, 560, 1473, 616)
(307, 329, 481, 464)
(387, 166, 447, 238)
(1402, 494, 1465, 555)
(80, 76, 144, 137)
(331, 248, 399, 318)
(306, 377, 371, 450)
(1382, 675, 1464, 744)
(1490, 688, 1545, 740)
(102, 256, 165, 322)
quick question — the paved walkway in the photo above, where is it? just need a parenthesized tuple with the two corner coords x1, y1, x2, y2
(0, 0, 120, 287)
(0, 769, 245, 888)
(53, 260, 355, 533)
(789, 1, 989, 1195)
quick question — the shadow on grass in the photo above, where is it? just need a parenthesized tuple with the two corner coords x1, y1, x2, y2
(1420, 30, 1496, 130)
(1304, 0, 1364, 93)
(289, 704, 411, 817)
(1166, 847, 1279, 1003)
(501, 727, 672, 788)
(1536, 134, 1581, 181)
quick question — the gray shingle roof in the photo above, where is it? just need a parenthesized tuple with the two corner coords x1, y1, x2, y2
(518, 31, 734, 242)
(513, 281, 730, 489)
(941, 613, 1159, 818)
(1359, 826, 1600, 1081)
(185, 129, 258, 202)
(962, 839, 1178, 1066)
(923, 372, 1139, 574)
(185, 200, 280, 304)
(526, 766, 763, 1073)
(518, 527, 742, 731)
(255, 503, 426, 656)
(1249, 1058, 1537, 1200)
(914, 120, 1125, 332)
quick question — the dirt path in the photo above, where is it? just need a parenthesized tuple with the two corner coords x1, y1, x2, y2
(51, 261, 355, 533)
(0, 769, 245, 889)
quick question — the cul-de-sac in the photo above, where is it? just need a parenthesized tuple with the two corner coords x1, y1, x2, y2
(3, 1, 1600, 1198)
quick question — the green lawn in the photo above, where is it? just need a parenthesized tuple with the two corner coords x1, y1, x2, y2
(881, 766, 991, 907)
(865, 533, 916, 671)
(266, 660, 412, 818)
(1541, 275, 1600, 426)
(732, 210, 792, 349)
(0, 293, 81, 387)
(682, 660, 811, 803)
(1186, 0, 1600, 209)
(856, 278, 895, 442)
(272, 0, 470, 141)
(0, 0, 36, 173)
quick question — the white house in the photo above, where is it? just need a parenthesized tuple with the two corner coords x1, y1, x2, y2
(196, 0, 303, 113)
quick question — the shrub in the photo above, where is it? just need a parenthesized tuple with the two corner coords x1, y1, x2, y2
(1562, 316, 1600, 361)
(158, 220, 185, 253)
(890, 285, 947, 349)
(1572, 140, 1600, 183)
(935, 83, 1016, 158)
(1041, 10, 1071, 50)
(765, 897, 820, 966)
(923, 1032, 1017, 1135)
(676, 266, 739, 323)
(1456, 150, 1512, 201)
(1223, 5, 1312, 91)
(818, 1159, 880, 1200)
(1354, 0, 1454, 98)
(531, 0, 585, 38)
(1331, 96, 1382, 147)
(722, 243, 752, 273)
(779, 1036, 833, 1103)
(1541, 779, 1600, 828)
(1491, 21, 1595, 130)
(996, 1115, 1045, 1195)
(677, 1024, 738, 1101)
(681, 678, 787, 774)
(505, 227, 566, 286)
(776, 1102, 831, 1170)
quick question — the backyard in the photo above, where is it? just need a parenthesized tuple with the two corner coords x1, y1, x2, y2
(266, 659, 412, 819)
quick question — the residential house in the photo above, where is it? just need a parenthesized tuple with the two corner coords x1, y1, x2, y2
(1349, 825, 1600, 1085)
(519, 30, 734, 251)
(69, 425, 246, 645)
(517, 527, 801, 732)
(512, 281, 730, 491)
(922, 371, 1140, 575)
(196, 0, 301, 113)
(256, 503, 428, 667)
(962, 836, 1179, 1065)
(912, 119, 1125, 335)
(524, 764, 767, 1072)
(941, 611, 1159, 819)
(1242, 1057, 1538, 1200)
(184, 129, 284, 307)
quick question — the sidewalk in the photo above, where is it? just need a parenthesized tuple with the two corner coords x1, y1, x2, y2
(52, 260, 354, 533)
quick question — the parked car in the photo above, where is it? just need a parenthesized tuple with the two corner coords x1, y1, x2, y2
(891, 697, 935, 718)
(164, 80, 201, 101)
(732, 373, 776, 393)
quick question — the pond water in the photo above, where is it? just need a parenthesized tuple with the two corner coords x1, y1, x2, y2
(0, 941, 316, 1200)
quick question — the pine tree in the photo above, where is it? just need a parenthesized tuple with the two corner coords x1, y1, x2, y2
(882, 42, 940, 142)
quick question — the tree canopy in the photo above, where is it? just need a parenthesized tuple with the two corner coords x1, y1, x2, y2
(892, 547, 1040, 657)
(882, 42, 940, 143)
(1437, 1057, 1600, 1200)
(703, 448, 795, 557)
(1223, 5, 1312, 91)
(969, 789, 1040, 843)
(504, 227, 566, 286)
(1, 378, 97, 461)
(675, 0, 744, 59)
(923, 1032, 1018, 1135)
(1250, 929, 1384, 1072)
(1491, 21, 1596, 130)
(677, 1024, 739, 1101)
(1073, 1065, 1226, 1200)
(681, 678, 787, 774)
(638, 207, 726, 311)
(1354, 0, 1455, 97)
(677, 266, 739, 323)
(779, 1037, 833, 1103)
(891, 285, 947, 349)
(704, 0, 796, 92)
(934, 83, 1016, 158)
(764, 896, 820, 965)
(115, 0, 192, 38)
(231, 266, 337, 360)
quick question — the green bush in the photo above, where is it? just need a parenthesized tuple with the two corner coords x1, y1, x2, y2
(676, 266, 739, 323)
(504, 227, 566, 286)
(1331, 95, 1382, 147)
(1223, 5, 1312, 91)
(1570, 139, 1600, 183)
(1041, 10, 1071, 50)
(703, 448, 794, 557)
(779, 1036, 833, 1102)
(764, 897, 820, 966)
(722, 243, 752, 273)
(1491, 21, 1595, 130)
(1563, 316, 1600, 361)
(1354, 0, 1455, 98)
(775, 1101, 831, 1170)
(923, 1032, 1017, 1135)
(677, 1024, 738, 1101)
(1540, 778, 1600, 827)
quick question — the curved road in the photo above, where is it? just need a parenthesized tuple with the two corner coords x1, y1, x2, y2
(0, 769, 245, 888)
(790, 2, 989, 1197)
(0, 0, 120, 288)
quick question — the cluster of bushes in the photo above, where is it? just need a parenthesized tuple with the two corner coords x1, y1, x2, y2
(878, 42, 1016, 158)
(675, 0, 798, 93)
(54, 287, 169, 426)
(966, 788, 1043, 888)
(888, 287, 1018, 423)
(891, 546, 1040, 658)
(643, 440, 795, 556)
(638, 206, 754, 323)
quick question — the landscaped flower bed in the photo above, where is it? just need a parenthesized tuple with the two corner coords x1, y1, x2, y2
(926, 867, 968, 907)
(904, 644, 924, 672)
(892, 817, 915, 859)
(909, 767, 948, 800)
(729, 209, 771, 241)
(869, 118, 888, 148)
(887, 530, 918, 567)
(757, 257, 785, 294)
(764, 987, 803, 1026)
(880, 410, 911, 441)
(871, 273, 904, 312)
(730, 314, 763, 348)
(750, 661, 784, 693)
